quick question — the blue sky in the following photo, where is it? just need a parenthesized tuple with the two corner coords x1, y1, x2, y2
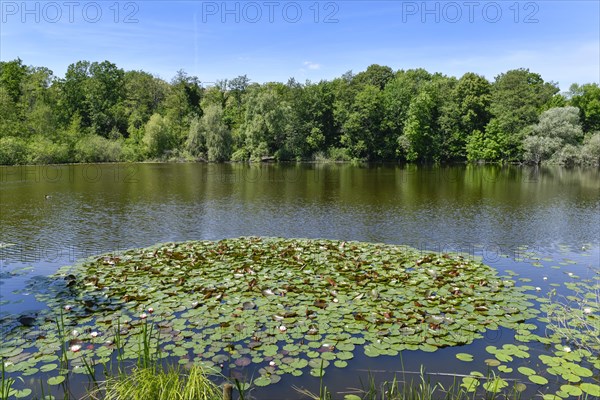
(1, 1, 598, 90)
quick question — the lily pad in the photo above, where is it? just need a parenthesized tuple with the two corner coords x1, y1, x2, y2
(456, 353, 473, 362)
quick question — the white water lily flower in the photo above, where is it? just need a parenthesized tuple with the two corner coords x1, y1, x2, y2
(71, 330, 79, 337)
(535, 287, 541, 291)
(140, 313, 148, 319)
(333, 298, 339, 303)
(269, 361, 276, 366)
(64, 305, 73, 311)
(583, 307, 592, 314)
(70, 344, 82, 352)
(563, 346, 571, 353)
(278, 325, 287, 332)
(90, 331, 99, 338)
(147, 307, 154, 313)
(568, 272, 574, 277)
(543, 277, 547, 280)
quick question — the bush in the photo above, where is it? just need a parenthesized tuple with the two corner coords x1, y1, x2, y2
(327, 147, 352, 161)
(0, 136, 27, 164)
(230, 148, 250, 162)
(581, 132, 600, 166)
(533, 106, 583, 144)
(522, 135, 562, 164)
(143, 114, 174, 158)
(74, 135, 123, 163)
(550, 144, 581, 166)
(121, 139, 145, 162)
(185, 116, 205, 158)
(25, 136, 69, 164)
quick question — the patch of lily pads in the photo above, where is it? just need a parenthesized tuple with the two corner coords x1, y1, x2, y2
(1, 238, 539, 384)
(1, 237, 598, 398)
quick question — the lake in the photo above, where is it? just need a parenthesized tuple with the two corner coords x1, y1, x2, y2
(0, 163, 599, 399)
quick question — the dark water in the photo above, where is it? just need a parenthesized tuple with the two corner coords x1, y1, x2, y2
(1, 163, 599, 398)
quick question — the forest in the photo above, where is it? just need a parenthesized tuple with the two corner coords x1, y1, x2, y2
(0, 58, 599, 165)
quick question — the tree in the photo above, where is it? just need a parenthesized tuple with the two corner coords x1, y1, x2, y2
(402, 86, 438, 161)
(569, 83, 600, 133)
(581, 132, 600, 165)
(143, 114, 173, 158)
(440, 73, 492, 160)
(382, 68, 433, 154)
(124, 70, 168, 135)
(532, 107, 583, 144)
(163, 70, 203, 145)
(341, 84, 386, 159)
(521, 107, 584, 164)
(353, 64, 394, 90)
(0, 58, 27, 102)
(486, 69, 559, 161)
(203, 105, 231, 162)
(522, 135, 562, 164)
(240, 85, 291, 161)
(86, 61, 126, 137)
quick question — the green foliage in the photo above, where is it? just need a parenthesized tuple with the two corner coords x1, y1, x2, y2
(440, 72, 492, 160)
(522, 107, 584, 164)
(25, 136, 69, 164)
(522, 135, 562, 164)
(203, 105, 232, 162)
(568, 83, 600, 132)
(0, 58, 597, 166)
(353, 64, 395, 90)
(241, 85, 291, 161)
(143, 114, 174, 158)
(0, 58, 27, 102)
(550, 144, 581, 166)
(403, 85, 439, 161)
(488, 69, 559, 161)
(98, 365, 222, 400)
(581, 132, 600, 165)
(74, 135, 123, 163)
(341, 84, 386, 160)
(0, 136, 27, 165)
(532, 107, 583, 144)
(124, 70, 168, 134)
(466, 128, 502, 162)
(186, 116, 206, 158)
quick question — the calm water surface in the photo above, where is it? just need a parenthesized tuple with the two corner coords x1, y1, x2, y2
(0, 163, 599, 398)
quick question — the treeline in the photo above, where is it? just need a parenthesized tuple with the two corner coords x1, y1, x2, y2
(1, 59, 599, 165)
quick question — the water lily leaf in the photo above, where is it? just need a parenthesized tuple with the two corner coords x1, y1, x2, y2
(517, 366, 535, 376)
(47, 375, 65, 385)
(580, 383, 600, 397)
(514, 383, 527, 392)
(560, 384, 582, 396)
(484, 359, 500, 367)
(483, 377, 508, 393)
(456, 353, 473, 362)
(11, 389, 32, 398)
(528, 375, 548, 385)
(40, 363, 58, 372)
(460, 377, 480, 392)
(253, 376, 271, 387)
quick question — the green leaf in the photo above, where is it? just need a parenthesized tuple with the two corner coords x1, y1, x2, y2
(456, 353, 473, 362)
(528, 375, 548, 385)
(47, 375, 66, 385)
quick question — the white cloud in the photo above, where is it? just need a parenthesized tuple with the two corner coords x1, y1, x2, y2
(303, 61, 321, 70)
